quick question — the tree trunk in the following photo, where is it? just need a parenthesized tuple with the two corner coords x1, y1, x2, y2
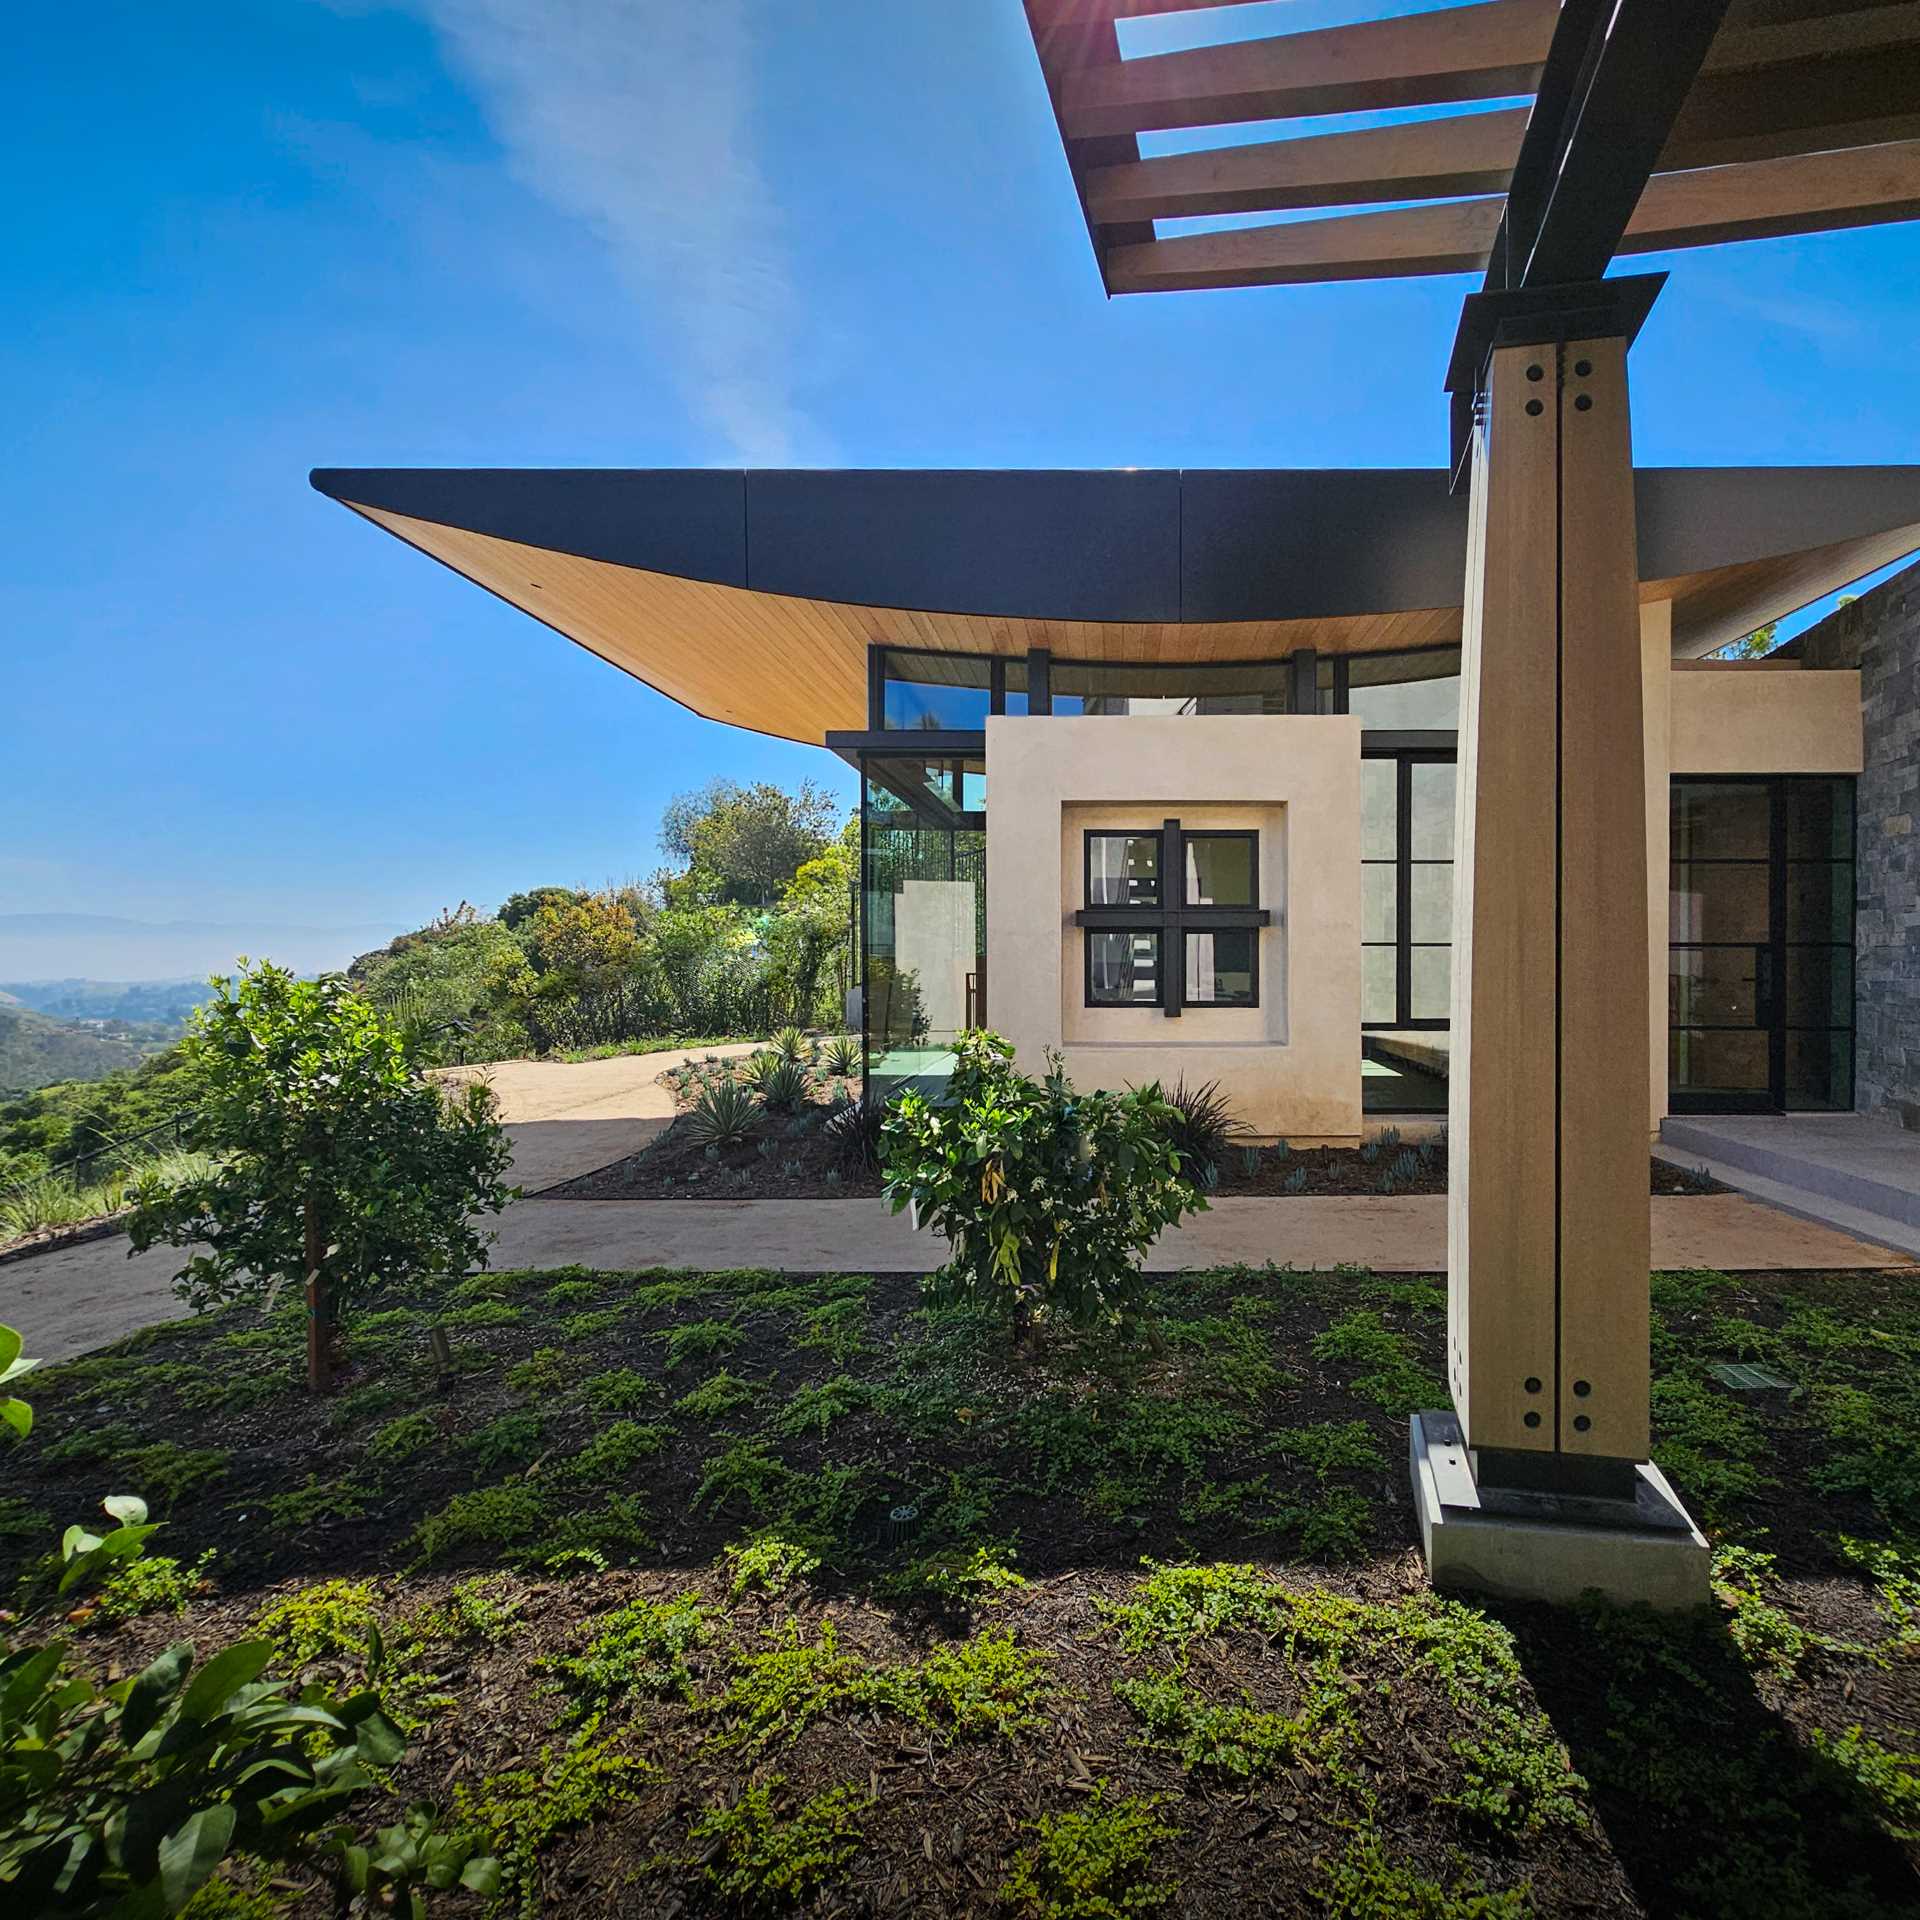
(305, 1189, 332, 1394)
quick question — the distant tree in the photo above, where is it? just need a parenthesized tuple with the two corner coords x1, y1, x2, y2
(659, 779, 845, 907)
(1710, 621, 1778, 661)
(528, 893, 641, 977)
(126, 963, 514, 1393)
(499, 886, 581, 930)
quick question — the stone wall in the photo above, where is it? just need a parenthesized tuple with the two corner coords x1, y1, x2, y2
(1797, 559, 1920, 1128)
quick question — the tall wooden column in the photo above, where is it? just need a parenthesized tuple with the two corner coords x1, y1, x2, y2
(1448, 337, 1650, 1487)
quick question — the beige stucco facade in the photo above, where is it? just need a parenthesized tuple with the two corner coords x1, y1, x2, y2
(976, 657, 1861, 1143)
(1669, 661, 1864, 774)
(985, 714, 1364, 1141)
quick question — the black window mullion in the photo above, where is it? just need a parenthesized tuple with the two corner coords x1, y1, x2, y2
(1396, 757, 1414, 1029)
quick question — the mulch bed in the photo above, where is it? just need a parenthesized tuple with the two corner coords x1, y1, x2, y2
(7, 1263, 1920, 1916)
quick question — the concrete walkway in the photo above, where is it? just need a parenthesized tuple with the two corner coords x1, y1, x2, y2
(4, 1191, 1907, 1364)
(4, 1050, 1911, 1362)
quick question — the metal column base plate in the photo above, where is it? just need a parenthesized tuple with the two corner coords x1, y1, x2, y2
(1410, 1411, 1711, 1611)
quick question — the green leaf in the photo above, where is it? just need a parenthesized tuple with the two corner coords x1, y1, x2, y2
(179, 1642, 273, 1723)
(156, 1806, 236, 1914)
(122, 1646, 194, 1745)
(0, 1324, 21, 1371)
(351, 1706, 407, 1768)
(1, 1645, 64, 1721)
(460, 1855, 502, 1896)
(0, 1396, 30, 1439)
(104, 1494, 150, 1526)
(335, 1843, 371, 1894)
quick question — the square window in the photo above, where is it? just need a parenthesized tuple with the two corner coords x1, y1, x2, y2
(1088, 833, 1161, 907)
(1185, 834, 1256, 907)
(1185, 929, 1257, 1007)
(1088, 930, 1161, 1005)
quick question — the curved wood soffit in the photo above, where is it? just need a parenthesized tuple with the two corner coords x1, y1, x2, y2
(312, 468, 1920, 746)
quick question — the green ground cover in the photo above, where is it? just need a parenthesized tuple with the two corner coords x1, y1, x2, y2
(5, 1262, 1919, 1917)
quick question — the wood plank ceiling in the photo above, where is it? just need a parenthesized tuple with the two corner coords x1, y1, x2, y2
(1025, 0, 1920, 295)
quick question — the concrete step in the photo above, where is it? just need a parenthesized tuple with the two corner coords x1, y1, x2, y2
(1658, 1114, 1920, 1258)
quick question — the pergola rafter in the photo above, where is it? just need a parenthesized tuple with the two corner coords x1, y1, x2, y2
(1024, 0, 1920, 298)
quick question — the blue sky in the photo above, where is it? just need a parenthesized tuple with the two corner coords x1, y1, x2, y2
(6, 0, 1918, 964)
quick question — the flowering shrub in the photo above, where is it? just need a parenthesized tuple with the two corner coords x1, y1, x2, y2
(879, 1033, 1206, 1330)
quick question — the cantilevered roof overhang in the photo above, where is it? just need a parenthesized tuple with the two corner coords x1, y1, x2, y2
(310, 465, 1920, 746)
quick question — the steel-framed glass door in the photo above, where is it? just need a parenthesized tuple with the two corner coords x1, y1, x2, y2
(1361, 746, 1455, 1113)
(1669, 776, 1855, 1113)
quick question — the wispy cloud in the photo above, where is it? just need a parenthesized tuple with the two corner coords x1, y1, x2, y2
(407, 0, 805, 462)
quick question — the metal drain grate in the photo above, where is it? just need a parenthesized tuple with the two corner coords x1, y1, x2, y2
(1709, 1361, 1793, 1391)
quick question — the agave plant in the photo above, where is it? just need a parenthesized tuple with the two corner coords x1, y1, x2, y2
(771, 1025, 812, 1065)
(759, 1058, 811, 1112)
(684, 1080, 758, 1151)
(821, 1033, 860, 1078)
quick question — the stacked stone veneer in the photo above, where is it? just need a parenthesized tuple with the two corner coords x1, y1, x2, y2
(1798, 558, 1920, 1128)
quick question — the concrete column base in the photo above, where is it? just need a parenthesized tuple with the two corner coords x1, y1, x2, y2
(1410, 1412, 1711, 1611)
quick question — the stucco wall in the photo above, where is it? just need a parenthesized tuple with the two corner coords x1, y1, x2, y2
(1669, 663, 1864, 774)
(985, 714, 1363, 1141)
(1797, 558, 1920, 1127)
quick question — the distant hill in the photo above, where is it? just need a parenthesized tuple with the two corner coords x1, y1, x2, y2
(0, 978, 212, 1029)
(0, 914, 401, 981)
(0, 1004, 167, 1096)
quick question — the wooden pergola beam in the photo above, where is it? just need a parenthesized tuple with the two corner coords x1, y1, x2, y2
(1056, 0, 1557, 138)
(1104, 138, 1920, 292)
(1084, 106, 1528, 224)
(1622, 136, 1920, 254)
(1664, 41, 1920, 171)
(1105, 199, 1504, 292)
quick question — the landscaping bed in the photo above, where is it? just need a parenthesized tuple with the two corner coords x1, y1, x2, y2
(547, 1050, 1726, 1200)
(6, 1262, 1920, 1916)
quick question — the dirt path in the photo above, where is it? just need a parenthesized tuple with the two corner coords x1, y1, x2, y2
(435, 1044, 759, 1192)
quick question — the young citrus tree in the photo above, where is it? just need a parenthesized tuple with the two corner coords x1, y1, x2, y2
(126, 962, 515, 1391)
(879, 1031, 1205, 1333)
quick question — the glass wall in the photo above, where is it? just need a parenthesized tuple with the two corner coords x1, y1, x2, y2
(861, 753, 986, 1101)
(1346, 649, 1462, 729)
(1051, 659, 1294, 716)
(881, 650, 1026, 730)
(870, 643, 1458, 730)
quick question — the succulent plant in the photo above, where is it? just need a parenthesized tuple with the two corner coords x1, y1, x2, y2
(684, 1080, 758, 1151)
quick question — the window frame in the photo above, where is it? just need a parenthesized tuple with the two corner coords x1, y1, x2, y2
(1084, 829, 1166, 909)
(1084, 927, 1165, 1009)
(1076, 821, 1270, 1016)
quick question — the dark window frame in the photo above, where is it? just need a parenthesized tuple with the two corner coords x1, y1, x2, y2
(1668, 773, 1856, 1114)
(1075, 820, 1270, 1016)
(1361, 747, 1454, 1034)
(1085, 830, 1164, 909)
(1178, 828, 1262, 909)
(865, 641, 1463, 730)
(1084, 927, 1165, 1008)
